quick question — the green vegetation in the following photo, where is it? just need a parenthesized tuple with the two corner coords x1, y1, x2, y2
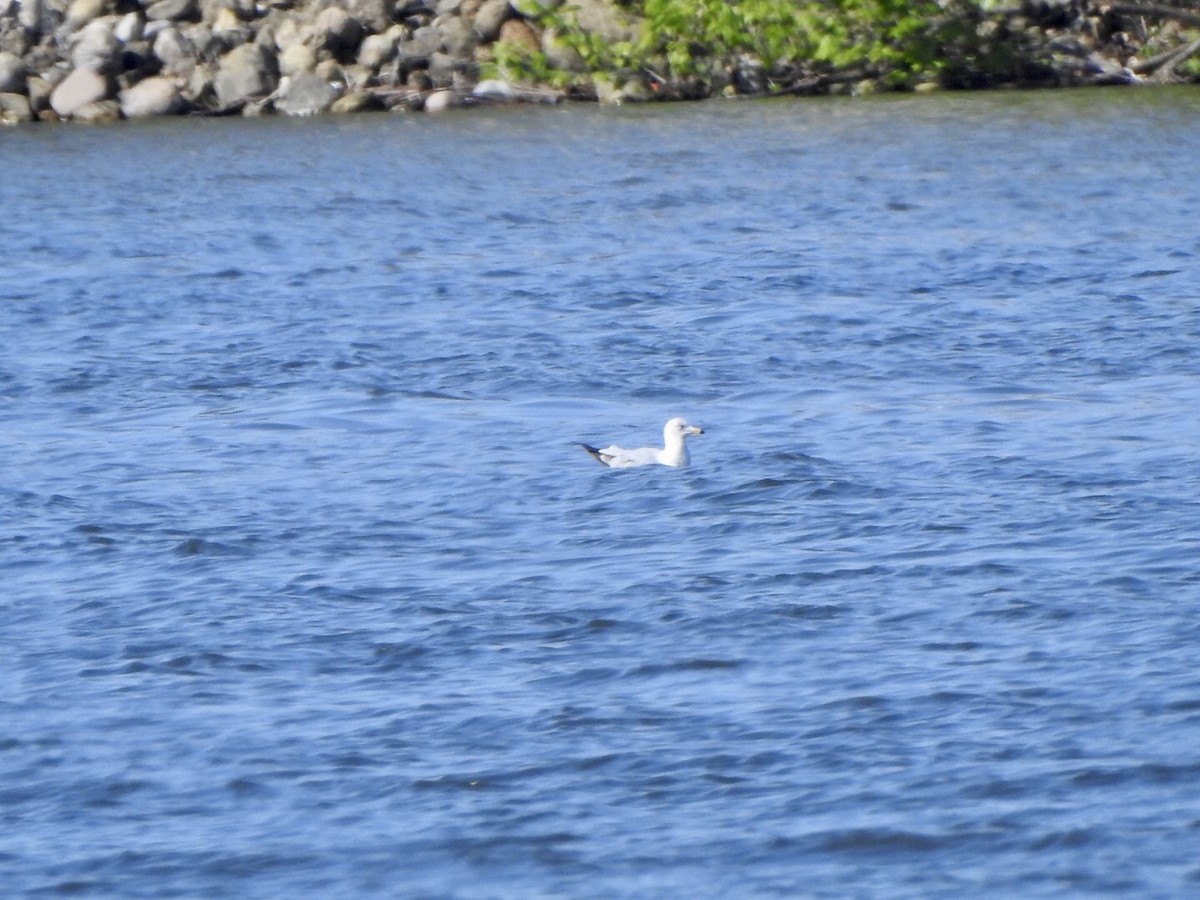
(483, 0, 1200, 98)
(485, 0, 1014, 96)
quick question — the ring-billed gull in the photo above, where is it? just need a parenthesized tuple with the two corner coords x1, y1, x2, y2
(578, 417, 704, 468)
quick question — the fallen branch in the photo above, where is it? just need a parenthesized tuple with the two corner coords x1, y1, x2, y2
(1107, 2, 1200, 29)
(1131, 35, 1200, 76)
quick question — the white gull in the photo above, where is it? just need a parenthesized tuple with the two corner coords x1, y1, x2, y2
(577, 417, 704, 468)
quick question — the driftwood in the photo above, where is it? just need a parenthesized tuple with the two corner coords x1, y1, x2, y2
(1107, 3, 1200, 30)
(1108, 3, 1200, 79)
(1131, 35, 1200, 76)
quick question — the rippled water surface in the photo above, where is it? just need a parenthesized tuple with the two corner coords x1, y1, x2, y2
(2, 91, 1200, 898)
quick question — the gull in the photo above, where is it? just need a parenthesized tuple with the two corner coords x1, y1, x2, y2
(578, 417, 704, 468)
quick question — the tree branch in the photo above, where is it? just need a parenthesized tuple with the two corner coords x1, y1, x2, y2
(1107, 3, 1200, 30)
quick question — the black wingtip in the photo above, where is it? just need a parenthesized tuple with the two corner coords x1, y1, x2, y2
(575, 442, 607, 466)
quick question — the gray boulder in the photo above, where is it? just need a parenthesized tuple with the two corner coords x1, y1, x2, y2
(436, 14, 476, 57)
(472, 0, 509, 43)
(27, 75, 54, 112)
(71, 20, 122, 74)
(397, 24, 441, 68)
(0, 91, 34, 123)
(330, 89, 378, 113)
(113, 11, 144, 42)
(541, 26, 584, 72)
(71, 98, 121, 121)
(356, 31, 398, 70)
(426, 50, 458, 87)
(278, 43, 317, 77)
(182, 61, 214, 104)
(64, 0, 109, 30)
(119, 75, 185, 116)
(0, 51, 27, 94)
(49, 66, 111, 115)
(199, 0, 254, 20)
(472, 78, 515, 101)
(152, 26, 195, 74)
(566, 0, 636, 43)
(311, 7, 364, 60)
(422, 87, 459, 112)
(509, 0, 561, 14)
(0, 22, 34, 58)
(341, 0, 393, 34)
(146, 0, 199, 22)
(18, 0, 44, 34)
(213, 43, 277, 107)
(275, 70, 339, 116)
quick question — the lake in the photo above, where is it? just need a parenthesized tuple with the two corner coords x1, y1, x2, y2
(1, 89, 1199, 898)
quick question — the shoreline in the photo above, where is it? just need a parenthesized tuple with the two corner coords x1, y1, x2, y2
(1, 0, 1198, 125)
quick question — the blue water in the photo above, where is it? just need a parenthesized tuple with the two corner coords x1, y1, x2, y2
(2, 91, 1200, 898)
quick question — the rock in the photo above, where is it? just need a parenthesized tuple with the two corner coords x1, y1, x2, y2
(280, 44, 316, 77)
(436, 14, 476, 57)
(113, 11, 144, 43)
(279, 43, 316, 76)
(1086, 53, 1135, 85)
(357, 32, 397, 70)
(311, 7, 363, 60)
(399, 24, 441, 66)
(118, 41, 154, 76)
(428, 50, 462, 87)
(71, 98, 121, 121)
(153, 26, 195, 74)
(497, 19, 538, 53)
(270, 16, 306, 54)
(180, 24, 224, 60)
(329, 89, 379, 113)
(118, 75, 184, 115)
(71, 20, 122, 74)
(210, 8, 246, 37)
(40, 65, 72, 91)
(0, 51, 27, 94)
(339, 63, 372, 90)
(275, 70, 339, 115)
(593, 74, 650, 104)
(341, 0, 394, 34)
(471, 0, 508, 43)
(27, 75, 54, 112)
(731, 55, 765, 94)
(50, 66, 111, 115)
(0, 91, 34, 123)
(18, 0, 43, 34)
(146, 0, 199, 22)
(472, 77, 514, 101)
(64, 0, 110, 30)
(509, 0, 560, 14)
(199, 0, 253, 20)
(541, 26, 583, 72)
(421, 87, 459, 112)
(0, 23, 34, 58)
(313, 57, 343, 83)
(568, 0, 639, 43)
(183, 62, 214, 104)
(405, 68, 431, 92)
(213, 43, 277, 107)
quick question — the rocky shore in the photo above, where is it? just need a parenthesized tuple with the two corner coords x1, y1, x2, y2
(0, 0, 1198, 125)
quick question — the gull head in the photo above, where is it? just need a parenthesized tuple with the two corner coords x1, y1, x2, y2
(665, 417, 704, 439)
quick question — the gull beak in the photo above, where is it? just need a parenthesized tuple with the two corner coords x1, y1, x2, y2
(686, 425, 704, 436)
